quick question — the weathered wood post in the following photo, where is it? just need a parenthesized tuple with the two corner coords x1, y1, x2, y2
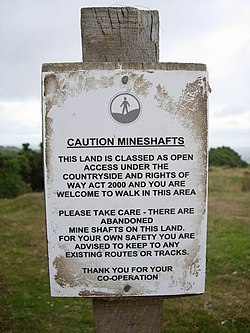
(81, 7, 159, 63)
(42, 6, 208, 333)
(81, 7, 163, 333)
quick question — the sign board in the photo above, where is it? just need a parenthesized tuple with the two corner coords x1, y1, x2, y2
(42, 63, 209, 297)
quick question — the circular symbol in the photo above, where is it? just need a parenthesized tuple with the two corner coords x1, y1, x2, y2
(109, 93, 141, 124)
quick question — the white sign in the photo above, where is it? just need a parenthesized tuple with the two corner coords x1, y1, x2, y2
(42, 64, 209, 297)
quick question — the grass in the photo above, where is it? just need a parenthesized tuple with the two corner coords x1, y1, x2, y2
(0, 167, 250, 332)
(0, 193, 93, 333)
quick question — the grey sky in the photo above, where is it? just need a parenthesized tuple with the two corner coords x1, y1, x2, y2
(0, 0, 249, 148)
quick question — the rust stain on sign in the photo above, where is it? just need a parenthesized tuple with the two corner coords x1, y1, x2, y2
(53, 256, 86, 288)
(184, 239, 201, 277)
(44, 71, 115, 113)
(178, 77, 208, 145)
(44, 116, 53, 183)
(154, 75, 210, 206)
(44, 73, 61, 114)
(154, 84, 177, 114)
(178, 76, 209, 206)
(79, 290, 124, 298)
(133, 73, 152, 96)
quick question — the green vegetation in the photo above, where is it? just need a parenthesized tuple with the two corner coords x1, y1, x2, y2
(209, 146, 248, 168)
(0, 167, 249, 332)
(0, 144, 43, 198)
(0, 193, 93, 333)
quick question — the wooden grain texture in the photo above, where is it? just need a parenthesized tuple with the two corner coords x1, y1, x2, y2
(42, 62, 207, 73)
(93, 297, 164, 333)
(81, 7, 159, 62)
(80, 7, 163, 333)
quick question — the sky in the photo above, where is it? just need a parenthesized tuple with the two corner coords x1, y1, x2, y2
(0, 0, 249, 150)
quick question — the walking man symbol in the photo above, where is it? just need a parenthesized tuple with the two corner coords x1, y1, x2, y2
(120, 97, 130, 115)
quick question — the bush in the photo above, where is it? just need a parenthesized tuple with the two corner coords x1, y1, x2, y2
(0, 171, 32, 198)
(209, 146, 248, 168)
(18, 143, 44, 192)
(0, 143, 44, 198)
(0, 152, 32, 198)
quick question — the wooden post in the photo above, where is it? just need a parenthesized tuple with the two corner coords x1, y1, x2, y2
(81, 7, 163, 333)
(81, 7, 159, 62)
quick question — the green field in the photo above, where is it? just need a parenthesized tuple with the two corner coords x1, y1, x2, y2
(0, 167, 249, 332)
